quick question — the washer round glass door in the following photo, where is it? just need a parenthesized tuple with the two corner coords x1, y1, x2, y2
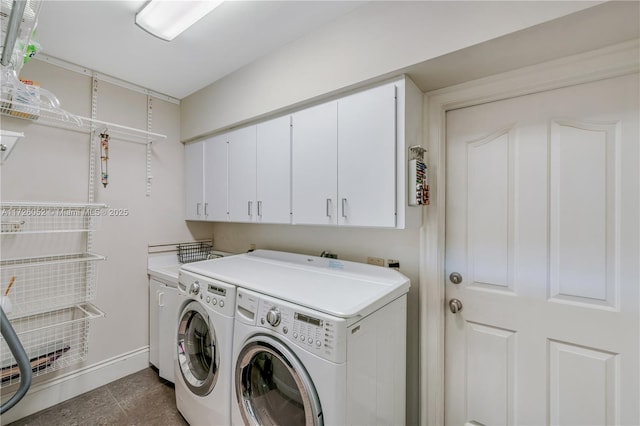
(236, 337, 323, 426)
(177, 301, 219, 396)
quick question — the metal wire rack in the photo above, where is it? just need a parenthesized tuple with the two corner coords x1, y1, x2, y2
(177, 241, 214, 263)
(0, 303, 104, 386)
(0, 202, 106, 387)
(0, 202, 106, 234)
(0, 253, 104, 320)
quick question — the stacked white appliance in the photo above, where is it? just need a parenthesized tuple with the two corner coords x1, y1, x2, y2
(180, 249, 410, 426)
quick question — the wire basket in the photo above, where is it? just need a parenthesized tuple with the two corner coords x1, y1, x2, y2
(0, 303, 104, 387)
(177, 241, 213, 263)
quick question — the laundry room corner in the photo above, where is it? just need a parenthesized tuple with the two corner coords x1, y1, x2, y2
(0, 57, 204, 422)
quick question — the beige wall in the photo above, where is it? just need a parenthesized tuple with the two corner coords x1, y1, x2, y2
(0, 60, 209, 379)
(181, 0, 600, 142)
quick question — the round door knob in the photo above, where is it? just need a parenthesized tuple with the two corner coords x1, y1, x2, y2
(190, 281, 200, 295)
(266, 307, 281, 327)
(449, 272, 463, 284)
(449, 298, 463, 314)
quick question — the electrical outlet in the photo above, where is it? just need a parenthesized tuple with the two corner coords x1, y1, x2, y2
(367, 257, 385, 267)
(388, 259, 400, 269)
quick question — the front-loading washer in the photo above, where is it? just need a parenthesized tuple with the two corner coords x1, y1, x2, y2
(183, 250, 410, 426)
(174, 269, 236, 426)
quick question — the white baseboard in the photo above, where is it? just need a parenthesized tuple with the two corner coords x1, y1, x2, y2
(1, 347, 150, 424)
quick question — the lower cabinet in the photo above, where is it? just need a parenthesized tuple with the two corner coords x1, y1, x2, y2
(149, 278, 178, 383)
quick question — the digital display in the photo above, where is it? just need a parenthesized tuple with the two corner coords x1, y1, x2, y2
(208, 284, 226, 296)
(295, 312, 322, 327)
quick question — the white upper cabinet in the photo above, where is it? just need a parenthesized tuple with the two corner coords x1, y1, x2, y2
(185, 75, 422, 228)
(291, 78, 420, 228)
(256, 116, 292, 224)
(337, 83, 397, 227)
(227, 126, 257, 222)
(203, 134, 228, 221)
(185, 136, 228, 221)
(291, 101, 338, 225)
(184, 140, 204, 220)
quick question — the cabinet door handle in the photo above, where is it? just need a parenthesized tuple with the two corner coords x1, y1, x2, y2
(158, 291, 165, 307)
(248, 201, 253, 216)
(326, 199, 332, 217)
(341, 198, 347, 218)
(257, 201, 262, 217)
(204, 203, 208, 216)
(196, 203, 201, 216)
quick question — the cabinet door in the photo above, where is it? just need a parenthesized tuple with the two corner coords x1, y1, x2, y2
(184, 141, 204, 220)
(291, 101, 338, 225)
(338, 83, 397, 227)
(204, 134, 228, 221)
(149, 279, 162, 368)
(158, 285, 177, 383)
(227, 126, 257, 222)
(256, 116, 291, 224)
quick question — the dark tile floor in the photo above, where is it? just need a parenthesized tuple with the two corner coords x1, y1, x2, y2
(8, 368, 188, 426)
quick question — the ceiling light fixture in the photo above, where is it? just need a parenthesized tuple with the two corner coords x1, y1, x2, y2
(135, 0, 223, 41)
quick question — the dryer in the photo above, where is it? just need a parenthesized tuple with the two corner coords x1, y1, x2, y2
(174, 269, 236, 426)
(184, 250, 410, 426)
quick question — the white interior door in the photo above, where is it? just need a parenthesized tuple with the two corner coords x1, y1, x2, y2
(444, 74, 639, 426)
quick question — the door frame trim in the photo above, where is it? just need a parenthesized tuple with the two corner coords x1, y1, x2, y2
(419, 39, 639, 426)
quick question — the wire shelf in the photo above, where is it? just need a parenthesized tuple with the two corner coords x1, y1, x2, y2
(0, 253, 105, 320)
(0, 95, 167, 145)
(0, 202, 106, 234)
(0, 303, 104, 387)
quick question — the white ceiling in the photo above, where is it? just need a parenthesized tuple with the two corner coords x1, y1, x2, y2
(34, 1, 366, 99)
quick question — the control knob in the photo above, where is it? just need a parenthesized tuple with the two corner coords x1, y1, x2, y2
(266, 307, 281, 327)
(190, 281, 200, 296)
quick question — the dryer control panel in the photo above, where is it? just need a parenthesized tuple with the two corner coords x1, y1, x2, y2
(236, 288, 347, 364)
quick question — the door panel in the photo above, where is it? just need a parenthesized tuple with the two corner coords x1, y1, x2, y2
(256, 116, 291, 224)
(184, 141, 204, 220)
(204, 134, 228, 221)
(291, 101, 338, 225)
(445, 74, 639, 425)
(227, 126, 257, 222)
(337, 83, 396, 227)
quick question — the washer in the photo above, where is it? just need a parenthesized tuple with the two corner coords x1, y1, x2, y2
(184, 250, 410, 425)
(174, 269, 236, 426)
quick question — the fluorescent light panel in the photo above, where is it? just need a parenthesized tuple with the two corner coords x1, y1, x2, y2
(136, 0, 223, 41)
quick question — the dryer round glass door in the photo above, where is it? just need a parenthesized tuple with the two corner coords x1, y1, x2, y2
(236, 337, 323, 426)
(177, 301, 219, 396)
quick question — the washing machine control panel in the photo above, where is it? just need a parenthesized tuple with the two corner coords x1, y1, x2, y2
(179, 270, 236, 316)
(237, 289, 346, 364)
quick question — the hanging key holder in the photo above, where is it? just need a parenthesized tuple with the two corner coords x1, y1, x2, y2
(99, 129, 109, 188)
